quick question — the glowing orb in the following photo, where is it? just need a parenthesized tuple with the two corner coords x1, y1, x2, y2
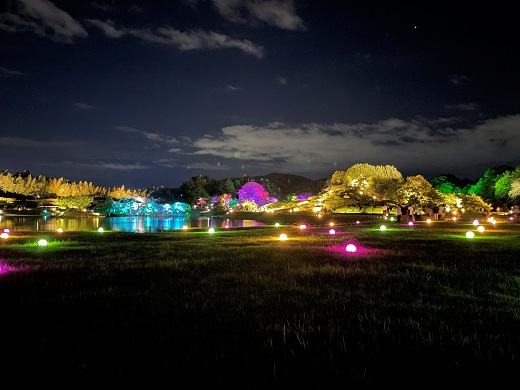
(275, 223, 280, 227)
(329, 229, 335, 235)
(477, 226, 485, 233)
(345, 244, 357, 253)
(465, 231, 475, 239)
(208, 228, 215, 234)
(452, 217, 457, 221)
(279, 233, 288, 241)
(329, 222, 334, 226)
(356, 221, 360, 224)
(380, 225, 387, 231)
(224, 224, 229, 229)
(408, 221, 413, 226)
(182, 225, 188, 230)
(1, 232, 8, 239)
(299, 224, 307, 230)
(3, 228, 10, 233)
(38, 239, 48, 246)
(98, 227, 104, 233)
(426, 219, 431, 223)
(473, 219, 479, 226)
(510, 217, 514, 221)
(390, 217, 394, 221)
(57, 228, 63, 233)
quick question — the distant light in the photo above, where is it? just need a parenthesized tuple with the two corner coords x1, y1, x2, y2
(208, 227, 215, 234)
(473, 219, 479, 226)
(97, 227, 104, 233)
(57, 228, 63, 233)
(390, 217, 394, 221)
(224, 224, 229, 229)
(275, 222, 280, 227)
(356, 221, 360, 224)
(345, 244, 357, 252)
(279, 233, 288, 241)
(329, 222, 334, 226)
(380, 225, 386, 231)
(408, 221, 413, 226)
(329, 229, 335, 235)
(477, 226, 485, 233)
(182, 225, 188, 230)
(426, 219, 431, 223)
(3, 228, 10, 233)
(1, 232, 8, 239)
(466, 231, 475, 239)
(38, 239, 48, 246)
(299, 224, 307, 230)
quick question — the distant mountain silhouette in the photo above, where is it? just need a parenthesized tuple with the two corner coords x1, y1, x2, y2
(252, 172, 328, 200)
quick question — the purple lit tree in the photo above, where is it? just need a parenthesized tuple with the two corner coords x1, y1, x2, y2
(237, 182, 269, 208)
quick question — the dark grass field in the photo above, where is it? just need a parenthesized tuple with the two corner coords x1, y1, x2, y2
(0, 213, 519, 388)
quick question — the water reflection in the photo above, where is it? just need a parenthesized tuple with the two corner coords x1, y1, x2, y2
(0, 215, 265, 233)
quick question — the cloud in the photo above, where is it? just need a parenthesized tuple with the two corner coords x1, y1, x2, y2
(276, 76, 287, 85)
(0, 136, 81, 148)
(186, 161, 231, 171)
(90, 2, 115, 13)
(0, 0, 88, 43)
(226, 84, 242, 90)
(68, 161, 149, 170)
(211, 0, 305, 31)
(445, 103, 478, 111)
(86, 19, 265, 58)
(153, 158, 179, 168)
(75, 102, 94, 110)
(116, 126, 179, 145)
(0, 67, 24, 76)
(189, 115, 520, 178)
(449, 74, 472, 85)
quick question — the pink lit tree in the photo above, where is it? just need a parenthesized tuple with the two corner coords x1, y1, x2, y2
(237, 182, 269, 208)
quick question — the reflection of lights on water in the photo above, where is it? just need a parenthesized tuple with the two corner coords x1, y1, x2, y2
(466, 231, 475, 239)
(345, 244, 357, 252)
(38, 239, 48, 246)
(279, 233, 288, 241)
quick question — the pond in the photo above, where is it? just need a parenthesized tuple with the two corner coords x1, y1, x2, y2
(0, 215, 266, 233)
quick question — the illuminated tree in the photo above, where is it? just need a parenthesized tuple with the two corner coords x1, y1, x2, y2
(238, 182, 269, 207)
(398, 175, 440, 205)
(55, 195, 94, 211)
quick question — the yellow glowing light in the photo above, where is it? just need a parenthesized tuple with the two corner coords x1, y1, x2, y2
(182, 225, 188, 230)
(329, 222, 334, 226)
(477, 226, 485, 232)
(452, 217, 457, 221)
(279, 233, 288, 241)
(1, 232, 9, 239)
(299, 224, 307, 230)
(466, 231, 475, 239)
(426, 218, 431, 223)
(57, 228, 63, 233)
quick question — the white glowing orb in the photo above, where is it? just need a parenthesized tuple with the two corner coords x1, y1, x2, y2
(299, 224, 307, 230)
(473, 219, 479, 226)
(208, 228, 215, 234)
(57, 228, 63, 233)
(1, 232, 9, 239)
(275, 223, 280, 227)
(38, 239, 48, 246)
(345, 244, 357, 252)
(466, 231, 475, 239)
(390, 217, 394, 221)
(356, 221, 360, 224)
(3, 228, 10, 233)
(426, 219, 431, 223)
(279, 233, 288, 241)
(329, 222, 334, 226)
(477, 226, 485, 233)
(329, 229, 335, 235)
(98, 227, 104, 232)
(380, 225, 387, 231)
(408, 221, 413, 226)
(182, 225, 188, 230)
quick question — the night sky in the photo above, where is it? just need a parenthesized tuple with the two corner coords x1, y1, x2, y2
(1, 0, 519, 189)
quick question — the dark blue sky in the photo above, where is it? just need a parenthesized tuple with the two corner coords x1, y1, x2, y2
(1, 0, 519, 189)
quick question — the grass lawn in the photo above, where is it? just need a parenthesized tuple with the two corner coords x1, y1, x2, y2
(0, 213, 519, 387)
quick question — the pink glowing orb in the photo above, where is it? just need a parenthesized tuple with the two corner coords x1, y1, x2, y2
(224, 224, 230, 229)
(3, 228, 10, 233)
(408, 221, 413, 226)
(329, 229, 336, 235)
(345, 244, 357, 253)
(356, 221, 360, 224)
